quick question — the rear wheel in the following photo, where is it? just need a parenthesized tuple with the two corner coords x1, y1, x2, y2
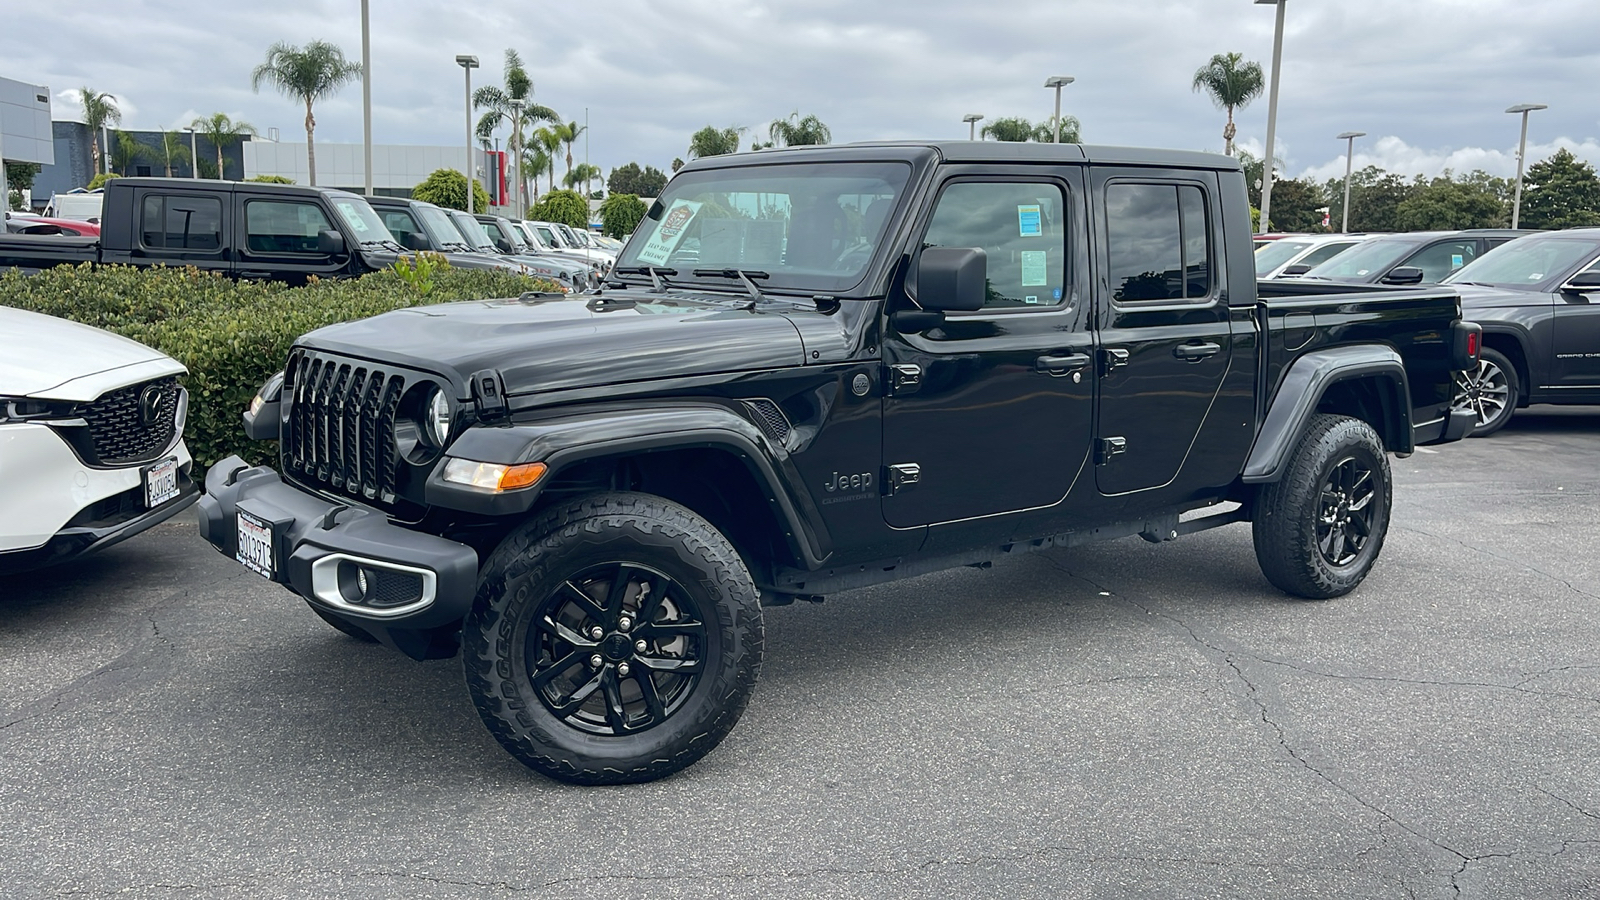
(1253, 414, 1392, 599)
(1452, 348, 1518, 436)
(462, 492, 763, 785)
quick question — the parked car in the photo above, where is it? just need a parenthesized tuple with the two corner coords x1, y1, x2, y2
(470, 213, 601, 288)
(198, 140, 1478, 785)
(1441, 229, 1600, 434)
(364, 196, 578, 288)
(524, 219, 614, 273)
(442, 209, 594, 291)
(1253, 233, 1371, 279)
(1301, 229, 1533, 285)
(45, 189, 104, 224)
(0, 306, 198, 574)
(3, 213, 101, 237)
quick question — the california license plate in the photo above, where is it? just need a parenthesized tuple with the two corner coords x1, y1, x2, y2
(143, 458, 180, 508)
(236, 509, 275, 579)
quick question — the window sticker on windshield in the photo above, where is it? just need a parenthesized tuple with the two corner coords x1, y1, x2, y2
(1017, 204, 1042, 237)
(1021, 250, 1048, 286)
(1452, 254, 1464, 268)
(635, 199, 703, 266)
(1025, 295, 1040, 305)
(335, 201, 369, 233)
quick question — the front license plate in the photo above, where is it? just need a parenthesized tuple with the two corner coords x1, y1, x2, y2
(236, 509, 275, 579)
(143, 458, 181, 508)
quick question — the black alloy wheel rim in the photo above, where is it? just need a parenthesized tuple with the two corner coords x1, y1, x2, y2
(1453, 358, 1510, 428)
(526, 562, 708, 736)
(1317, 455, 1378, 567)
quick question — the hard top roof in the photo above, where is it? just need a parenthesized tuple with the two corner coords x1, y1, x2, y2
(680, 141, 1238, 173)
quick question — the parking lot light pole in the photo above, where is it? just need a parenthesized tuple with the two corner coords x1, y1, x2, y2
(183, 127, 198, 179)
(1255, 0, 1286, 234)
(1507, 103, 1547, 229)
(455, 55, 480, 214)
(361, 0, 372, 197)
(1336, 131, 1365, 232)
(1043, 76, 1074, 143)
(963, 113, 983, 141)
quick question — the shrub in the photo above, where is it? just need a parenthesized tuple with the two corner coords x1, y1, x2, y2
(530, 189, 590, 229)
(246, 174, 295, 184)
(86, 172, 121, 190)
(412, 168, 491, 212)
(0, 264, 557, 471)
(599, 193, 647, 240)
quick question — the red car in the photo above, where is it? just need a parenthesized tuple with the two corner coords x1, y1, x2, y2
(4, 214, 101, 237)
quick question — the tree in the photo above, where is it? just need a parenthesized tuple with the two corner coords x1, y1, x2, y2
(767, 111, 831, 147)
(599, 193, 648, 240)
(980, 117, 1035, 142)
(1325, 165, 1416, 232)
(158, 130, 190, 178)
(688, 126, 743, 159)
(412, 167, 491, 212)
(86, 172, 121, 190)
(191, 113, 256, 180)
(246, 174, 295, 184)
(4, 161, 40, 193)
(554, 120, 587, 183)
(671, 158, 685, 173)
(608, 162, 668, 198)
(1263, 177, 1326, 232)
(1191, 52, 1265, 156)
(530, 188, 590, 229)
(111, 131, 145, 175)
(531, 127, 563, 195)
(76, 87, 121, 179)
(251, 40, 362, 186)
(1395, 170, 1509, 230)
(474, 49, 559, 213)
(1030, 116, 1082, 144)
(564, 162, 603, 196)
(1520, 149, 1600, 229)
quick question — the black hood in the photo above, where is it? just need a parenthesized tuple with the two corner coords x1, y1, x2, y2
(297, 289, 807, 397)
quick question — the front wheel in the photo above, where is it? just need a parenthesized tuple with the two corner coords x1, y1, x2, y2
(1452, 348, 1518, 436)
(462, 492, 763, 785)
(1252, 414, 1392, 599)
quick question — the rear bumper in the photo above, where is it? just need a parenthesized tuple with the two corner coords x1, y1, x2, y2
(1414, 407, 1477, 446)
(196, 456, 479, 656)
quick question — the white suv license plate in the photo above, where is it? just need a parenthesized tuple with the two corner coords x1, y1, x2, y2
(144, 458, 181, 508)
(236, 509, 275, 580)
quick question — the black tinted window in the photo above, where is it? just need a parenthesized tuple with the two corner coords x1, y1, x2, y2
(379, 210, 422, 246)
(245, 200, 334, 254)
(921, 181, 1067, 310)
(1401, 239, 1477, 283)
(141, 195, 222, 251)
(1106, 183, 1212, 302)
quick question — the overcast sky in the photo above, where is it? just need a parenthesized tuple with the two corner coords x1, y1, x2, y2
(7, 0, 1600, 187)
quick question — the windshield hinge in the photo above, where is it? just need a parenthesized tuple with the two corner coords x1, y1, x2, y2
(470, 369, 509, 422)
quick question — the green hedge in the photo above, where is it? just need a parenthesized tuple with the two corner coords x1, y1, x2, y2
(0, 264, 555, 472)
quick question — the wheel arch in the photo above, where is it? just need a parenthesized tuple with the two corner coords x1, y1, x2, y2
(1242, 345, 1411, 484)
(1478, 328, 1530, 407)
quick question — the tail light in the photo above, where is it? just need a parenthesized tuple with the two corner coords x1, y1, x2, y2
(1451, 321, 1483, 370)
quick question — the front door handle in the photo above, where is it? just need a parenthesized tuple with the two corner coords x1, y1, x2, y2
(1035, 353, 1092, 376)
(1173, 341, 1222, 362)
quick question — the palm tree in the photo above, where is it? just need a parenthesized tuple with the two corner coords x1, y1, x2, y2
(532, 127, 563, 195)
(77, 87, 121, 178)
(767, 112, 831, 147)
(553, 120, 587, 184)
(1192, 52, 1266, 157)
(158, 130, 191, 178)
(980, 117, 1036, 143)
(191, 113, 256, 180)
(474, 49, 559, 214)
(524, 146, 551, 203)
(1030, 116, 1082, 144)
(111, 131, 145, 175)
(563, 162, 603, 196)
(251, 40, 362, 186)
(688, 126, 744, 159)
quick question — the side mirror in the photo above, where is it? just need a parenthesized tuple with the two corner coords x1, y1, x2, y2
(316, 229, 346, 255)
(1559, 271, 1600, 293)
(916, 247, 988, 312)
(1381, 266, 1424, 285)
(494, 237, 514, 254)
(1280, 263, 1313, 276)
(401, 232, 428, 251)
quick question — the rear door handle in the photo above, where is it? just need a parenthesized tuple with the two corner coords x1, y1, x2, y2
(1173, 342, 1222, 362)
(1035, 353, 1092, 376)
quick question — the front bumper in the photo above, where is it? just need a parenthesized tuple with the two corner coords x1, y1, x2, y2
(196, 456, 479, 657)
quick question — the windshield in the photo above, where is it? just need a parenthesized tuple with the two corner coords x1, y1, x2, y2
(447, 211, 497, 251)
(514, 222, 548, 251)
(535, 224, 565, 248)
(1304, 237, 1420, 280)
(416, 205, 469, 248)
(330, 197, 396, 246)
(617, 161, 912, 292)
(1444, 236, 1600, 291)
(1254, 240, 1313, 275)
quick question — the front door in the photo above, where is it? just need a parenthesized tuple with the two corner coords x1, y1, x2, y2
(1092, 172, 1235, 496)
(1551, 255, 1600, 400)
(882, 170, 1095, 529)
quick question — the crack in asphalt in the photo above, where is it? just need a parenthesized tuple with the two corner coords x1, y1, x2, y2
(1539, 787, 1600, 823)
(1395, 524, 1600, 604)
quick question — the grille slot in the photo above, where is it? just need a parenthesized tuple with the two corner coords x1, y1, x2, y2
(741, 399, 792, 445)
(61, 377, 182, 467)
(283, 350, 411, 509)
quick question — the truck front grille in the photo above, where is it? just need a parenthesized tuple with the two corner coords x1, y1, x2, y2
(282, 350, 410, 509)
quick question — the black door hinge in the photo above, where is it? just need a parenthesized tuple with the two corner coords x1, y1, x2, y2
(1100, 348, 1130, 375)
(885, 462, 921, 494)
(888, 364, 922, 396)
(1095, 437, 1127, 465)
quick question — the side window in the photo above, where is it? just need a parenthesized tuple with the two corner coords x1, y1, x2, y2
(380, 210, 421, 247)
(920, 181, 1067, 310)
(245, 200, 335, 254)
(1402, 239, 1477, 282)
(1105, 183, 1213, 302)
(141, 195, 222, 251)
(1299, 241, 1354, 268)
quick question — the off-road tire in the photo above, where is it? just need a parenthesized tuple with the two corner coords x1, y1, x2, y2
(1252, 414, 1392, 599)
(304, 601, 379, 642)
(462, 492, 763, 785)
(1452, 347, 1518, 437)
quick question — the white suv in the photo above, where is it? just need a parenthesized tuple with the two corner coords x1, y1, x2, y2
(0, 307, 197, 574)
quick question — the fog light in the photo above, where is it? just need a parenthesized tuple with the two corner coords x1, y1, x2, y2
(441, 459, 547, 492)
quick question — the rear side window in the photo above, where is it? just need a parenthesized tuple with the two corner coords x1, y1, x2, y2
(920, 181, 1068, 310)
(1400, 239, 1477, 283)
(245, 200, 335, 254)
(141, 195, 222, 251)
(1105, 183, 1212, 302)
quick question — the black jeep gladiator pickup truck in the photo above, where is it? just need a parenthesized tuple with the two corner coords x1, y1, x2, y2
(0, 177, 424, 284)
(197, 142, 1481, 784)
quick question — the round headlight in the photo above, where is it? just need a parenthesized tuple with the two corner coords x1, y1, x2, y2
(428, 389, 452, 446)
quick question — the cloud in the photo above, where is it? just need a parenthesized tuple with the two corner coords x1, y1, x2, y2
(1292, 136, 1600, 184)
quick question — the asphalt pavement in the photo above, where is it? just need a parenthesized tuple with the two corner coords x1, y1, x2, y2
(2, 408, 1597, 899)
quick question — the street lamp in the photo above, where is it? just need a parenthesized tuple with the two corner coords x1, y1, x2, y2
(962, 113, 983, 141)
(1336, 131, 1365, 232)
(361, 0, 372, 196)
(1507, 103, 1547, 229)
(509, 97, 525, 218)
(1255, 0, 1286, 234)
(455, 54, 480, 214)
(1043, 76, 1074, 143)
(183, 126, 198, 179)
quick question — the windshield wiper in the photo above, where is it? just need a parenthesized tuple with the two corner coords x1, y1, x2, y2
(693, 268, 769, 305)
(614, 265, 678, 291)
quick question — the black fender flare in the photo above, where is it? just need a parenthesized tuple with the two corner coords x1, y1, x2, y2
(425, 404, 829, 567)
(1241, 345, 1412, 484)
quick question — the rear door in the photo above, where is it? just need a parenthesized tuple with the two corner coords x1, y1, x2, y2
(1092, 170, 1235, 496)
(1550, 255, 1600, 400)
(129, 188, 230, 275)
